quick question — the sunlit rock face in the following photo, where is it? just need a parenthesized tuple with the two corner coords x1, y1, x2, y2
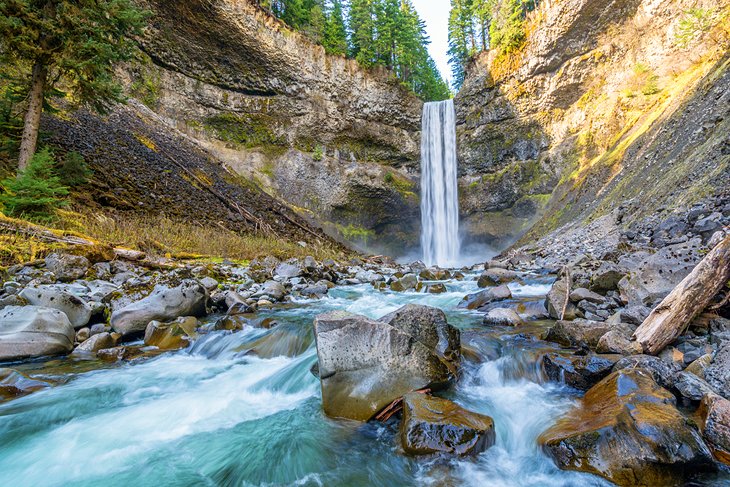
(131, 0, 423, 256)
(455, 0, 730, 252)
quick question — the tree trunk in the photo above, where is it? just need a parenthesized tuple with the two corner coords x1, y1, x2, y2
(17, 62, 48, 173)
(633, 234, 730, 355)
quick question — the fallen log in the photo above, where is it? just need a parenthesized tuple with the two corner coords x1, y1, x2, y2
(633, 234, 730, 355)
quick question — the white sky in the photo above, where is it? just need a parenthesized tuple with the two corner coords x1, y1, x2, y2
(411, 0, 452, 87)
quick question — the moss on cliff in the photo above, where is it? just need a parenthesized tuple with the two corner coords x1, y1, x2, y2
(203, 113, 288, 148)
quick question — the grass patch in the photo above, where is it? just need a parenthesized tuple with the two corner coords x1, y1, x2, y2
(60, 211, 344, 261)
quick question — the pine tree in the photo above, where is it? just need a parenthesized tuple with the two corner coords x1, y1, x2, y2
(448, 0, 476, 89)
(0, 147, 68, 221)
(349, 0, 378, 66)
(0, 0, 147, 172)
(307, 2, 326, 44)
(490, 0, 527, 54)
(323, 0, 348, 55)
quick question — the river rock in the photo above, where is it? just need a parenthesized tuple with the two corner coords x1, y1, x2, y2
(477, 268, 520, 287)
(400, 393, 496, 456)
(144, 317, 198, 350)
(74, 332, 116, 354)
(545, 319, 612, 348)
(425, 283, 447, 294)
(0, 368, 50, 401)
(253, 280, 286, 301)
(458, 285, 511, 310)
(483, 308, 524, 326)
(44, 253, 90, 282)
(596, 323, 642, 355)
(589, 262, 626, 292)
(540, 369, 714, 486)
(419, 268, 451, 280)
(313, 305, 459, 421)
(19, 285, 92, 328)
(390, 273, 418, 292)
(685, 353, 713, 379)
(545, 276, 579, 320)
(705, 342, 730, 399)
(569, 288, 604, 304)
(613, 354, 681, 390)
(274, 262, 301, 279)
(675, 371, 716, 402)
(698, 393, 730, 465)
(110, 280, 208, 336)
(0, 306, 75, 361)
(542, 352, 619, 390)
(618, 305, 652, 325)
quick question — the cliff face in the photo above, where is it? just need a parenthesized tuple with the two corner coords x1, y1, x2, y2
(455, 0, 729, 251)
(125, 0, 424, 254)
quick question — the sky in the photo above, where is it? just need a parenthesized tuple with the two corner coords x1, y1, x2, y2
(411, 0, 452, 87)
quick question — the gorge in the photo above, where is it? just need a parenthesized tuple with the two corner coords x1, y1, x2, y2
(0, 0, 729, 486)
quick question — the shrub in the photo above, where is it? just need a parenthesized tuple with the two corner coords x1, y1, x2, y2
(0, 148, 68, 221)
(676, 8, 716, 48)
(58, 151, 93, 187)
(313, 145, 324, 161)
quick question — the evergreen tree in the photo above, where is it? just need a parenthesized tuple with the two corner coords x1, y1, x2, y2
(0, 0, 147, 172)
(448, 0, 476, 89)
(306, 2, 326, 44)
(323, 0, 348, 55)
(490, 0, 527, 54)
(0, 147, 68, 221)
(349, 0, 378, 66)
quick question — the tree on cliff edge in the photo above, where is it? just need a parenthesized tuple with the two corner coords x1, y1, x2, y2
(0, 0, 146, 172)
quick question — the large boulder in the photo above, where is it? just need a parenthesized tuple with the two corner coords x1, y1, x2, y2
(74, 332, 116, 354)
(110, 280, 208, 336)
(545, 319, 612, 348)
(144, 317, 198, 350)
(19, 285, 92, 328)
(541, 353, 618, 390)
(698, 393, 730, 465)
(618, 239, 702, 307)
(390, 273, 419, 292)
(457, 285, 511, 310)
(540, 369, 715, 486)
(483, 307, 524, 326)
(477, 268, 520, 287)
(400, 393, 496, 456)
(44, 252, 90, 282)
(613, 354, 682, 390)
(0, 306, 75, 361)
(313, 305, 460, 421)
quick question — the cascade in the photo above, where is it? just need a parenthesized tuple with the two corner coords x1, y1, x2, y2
(420, 99, 460, 267)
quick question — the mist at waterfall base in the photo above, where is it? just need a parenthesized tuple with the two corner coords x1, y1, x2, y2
(409, 99, 495, 268)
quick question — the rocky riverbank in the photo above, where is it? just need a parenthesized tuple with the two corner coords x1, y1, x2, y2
(1, 220, 729, 485)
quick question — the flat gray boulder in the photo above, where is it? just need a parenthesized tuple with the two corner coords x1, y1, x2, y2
(110, 280, 208, 336)
(19, 285, 92, 328)
(313, 304, 460, 421)
(44, 252, 90, 282)
(0, 306, 75, 361)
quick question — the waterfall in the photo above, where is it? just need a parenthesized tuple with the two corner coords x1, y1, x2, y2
(420, 99, 460, 267)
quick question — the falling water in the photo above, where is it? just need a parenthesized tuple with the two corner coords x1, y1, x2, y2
(421, 99, 460, 267)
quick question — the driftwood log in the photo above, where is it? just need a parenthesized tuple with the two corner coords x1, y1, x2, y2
(633, 234, 730, 355)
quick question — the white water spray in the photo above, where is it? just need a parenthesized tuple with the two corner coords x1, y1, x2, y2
(420, 99, 460, 267)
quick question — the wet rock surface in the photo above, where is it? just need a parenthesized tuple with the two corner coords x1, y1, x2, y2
(540, 369, 715, 486)
(313, 305, 460, 421)
(541, 352, 618, 390)
(400, 393, 496, 456)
